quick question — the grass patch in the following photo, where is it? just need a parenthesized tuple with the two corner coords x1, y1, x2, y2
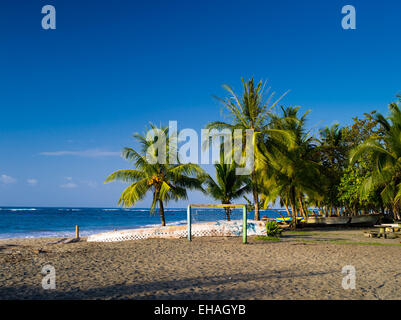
(254, 236, 281, 242)
(284, 231, 325, 236)
(337, 241, 401, 247)
(299, 239, 401, 246)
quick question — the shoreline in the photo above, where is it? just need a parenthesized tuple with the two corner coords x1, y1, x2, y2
(0, 207, 283, 240)
(1, 226, 400, 244)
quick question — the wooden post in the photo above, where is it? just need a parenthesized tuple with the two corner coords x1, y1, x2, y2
(75, 225, 79, 239)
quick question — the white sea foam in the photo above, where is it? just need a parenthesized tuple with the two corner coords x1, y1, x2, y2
(0, 228, 120, 239)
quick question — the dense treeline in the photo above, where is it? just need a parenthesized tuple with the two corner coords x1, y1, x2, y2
(211, 78, 401, 226)
(106, 77, 401, 226)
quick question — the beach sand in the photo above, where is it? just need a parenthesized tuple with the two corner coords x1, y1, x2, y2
(1, 229, 401, 300)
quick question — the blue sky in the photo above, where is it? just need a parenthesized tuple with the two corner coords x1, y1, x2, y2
(0, 0, 400, 207)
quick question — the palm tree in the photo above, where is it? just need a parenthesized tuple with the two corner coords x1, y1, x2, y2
(257, 106, 323, 228)
(318, 124, 347, 216)
(319, 123, 347, 170)
(203, 156, 251, 221)
(350, 97, 401, 220)
(105, 124, 205, 226)
(207, 77, 288, 220)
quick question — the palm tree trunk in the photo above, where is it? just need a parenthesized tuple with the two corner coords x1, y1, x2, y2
(290, 199, 297, 229)
(298, 197, 306, 217)
(393, 204, 401, 221)
(284, 202, 291, 217)
(289, 188, 298, 229)
(252, 186, 260, 221)
(224, 207, 231, 221)
(159, 200, 166, 226)
(301, 197, 308, 216)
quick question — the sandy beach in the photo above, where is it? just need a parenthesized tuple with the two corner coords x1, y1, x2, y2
(1, 229, 401, 300)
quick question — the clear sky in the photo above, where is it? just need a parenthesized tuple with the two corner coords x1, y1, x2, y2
(0, 0, 400, 207)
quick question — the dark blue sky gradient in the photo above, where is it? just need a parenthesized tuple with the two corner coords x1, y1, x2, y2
(0, 0, 400, 206)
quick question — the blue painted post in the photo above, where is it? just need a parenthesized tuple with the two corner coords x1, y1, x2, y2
(187, 205, 192, 241)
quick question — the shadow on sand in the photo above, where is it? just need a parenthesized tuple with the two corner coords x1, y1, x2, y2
(0, 269, 336, 300)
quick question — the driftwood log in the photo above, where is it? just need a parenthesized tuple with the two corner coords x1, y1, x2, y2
(45, 237, 80, 245)
(63, 237, 80, 244)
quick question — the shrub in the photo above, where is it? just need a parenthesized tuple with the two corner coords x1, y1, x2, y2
(265, 220, 283, 237)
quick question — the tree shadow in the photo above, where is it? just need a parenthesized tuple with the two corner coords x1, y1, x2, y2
(0, 269, 337, 300)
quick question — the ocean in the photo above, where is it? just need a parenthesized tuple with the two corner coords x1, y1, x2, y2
(0, 207, 288, 239)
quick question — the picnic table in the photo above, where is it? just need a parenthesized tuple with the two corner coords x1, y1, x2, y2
(370, 224, 401, 239)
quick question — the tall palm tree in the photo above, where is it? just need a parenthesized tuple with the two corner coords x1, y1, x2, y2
(105, 124, 205, 226)
(318, 124, 347, 216)
(207, 77, 288, 220)
(350, 97, 401, 220)
(203, 156, 251, 221)
(257, 106, 323, 227)
(319, 123, 347, 170)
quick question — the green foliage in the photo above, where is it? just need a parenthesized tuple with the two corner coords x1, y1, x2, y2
(349, 96, 401, 219)
(208, 77, 288, 132)
(317, 124, 348, 210)
(338, 161, 377, 213)
(207, 77, 289, 220)
(257, 106, 323, 224)
(203, 156, 251, 220)
(265, 220, 283, 237)
(342, 110, 384, 148)
(328, 109, 386, 216)
(243, 195, 254, 212)
(243, 195, 264, 212)
(105, 124, 205, 226)
(106, 76, 401, 227)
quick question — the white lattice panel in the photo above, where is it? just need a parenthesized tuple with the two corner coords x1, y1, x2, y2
(87, 220, 266, 242)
